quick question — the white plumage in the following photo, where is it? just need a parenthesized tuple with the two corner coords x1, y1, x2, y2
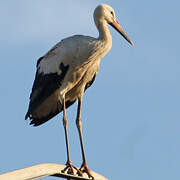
(25, 4, 133, 178)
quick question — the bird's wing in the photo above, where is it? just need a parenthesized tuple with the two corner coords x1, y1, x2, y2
(25, 35, 100, 125)
(25, 57, 70, 122)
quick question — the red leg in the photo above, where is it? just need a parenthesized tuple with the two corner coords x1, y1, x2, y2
(76, 96, 94, 179)
(61, 97, 82, 176)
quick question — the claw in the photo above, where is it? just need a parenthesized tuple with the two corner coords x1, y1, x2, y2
(79, 162, 94, 179)
(61, 161, 74, 175)
(61, 160, 83, 176)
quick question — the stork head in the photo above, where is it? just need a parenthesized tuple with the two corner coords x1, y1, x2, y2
(94, 4, 134, 46)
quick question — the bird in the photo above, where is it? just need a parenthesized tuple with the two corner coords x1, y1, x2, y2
(25, 4, 133, 179)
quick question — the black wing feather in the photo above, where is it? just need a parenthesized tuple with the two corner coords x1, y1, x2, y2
(29, 99, 76, 126)
(25, 62, 69, 120)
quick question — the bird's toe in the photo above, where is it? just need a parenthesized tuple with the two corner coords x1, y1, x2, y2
(79, 163, 94, 179)
(61, 160, 82, 176)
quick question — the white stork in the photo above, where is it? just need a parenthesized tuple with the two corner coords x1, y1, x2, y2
(25, 4, 133, 179)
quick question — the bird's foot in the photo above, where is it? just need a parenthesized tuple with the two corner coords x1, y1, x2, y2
(61, 160, 82, 176)
(78, 162, 94, 179)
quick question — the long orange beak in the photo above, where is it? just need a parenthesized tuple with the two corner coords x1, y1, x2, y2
(110, 20, 134, 46)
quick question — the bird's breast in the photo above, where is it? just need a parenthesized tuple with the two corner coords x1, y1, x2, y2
(64, 58, 101, 101)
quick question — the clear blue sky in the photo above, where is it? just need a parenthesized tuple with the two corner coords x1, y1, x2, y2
(0, 0, 180, 179)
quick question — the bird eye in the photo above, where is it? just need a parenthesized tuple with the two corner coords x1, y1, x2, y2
(111, 11, 114, 16)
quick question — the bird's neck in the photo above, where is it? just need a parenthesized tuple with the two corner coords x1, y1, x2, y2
(97, 21, 112, 57)
(98, 21, 112, 45)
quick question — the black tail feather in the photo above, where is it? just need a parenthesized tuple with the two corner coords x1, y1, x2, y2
(25, 99, 76, 126)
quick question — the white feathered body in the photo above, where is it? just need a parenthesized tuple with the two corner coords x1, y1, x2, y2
(26, 35, 112, 125)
